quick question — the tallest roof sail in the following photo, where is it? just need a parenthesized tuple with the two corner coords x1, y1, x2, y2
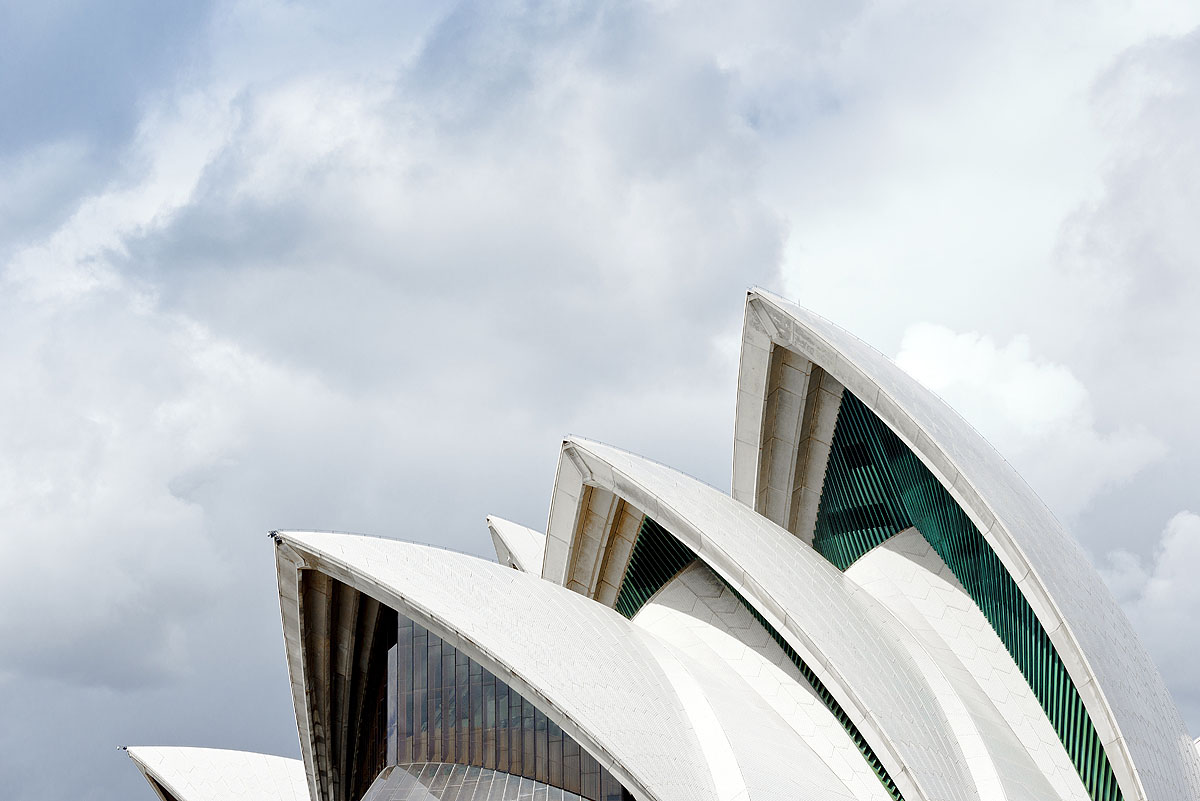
(731, 288, 1200, 801)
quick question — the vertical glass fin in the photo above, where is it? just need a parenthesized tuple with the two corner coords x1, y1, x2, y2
(813, 391, 1123, 801)
(387, 612, 630, 800)
(613, 516, 695, 619)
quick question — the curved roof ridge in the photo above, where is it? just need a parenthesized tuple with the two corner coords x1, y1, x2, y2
(269, 528, 480, 558)
(746, 287, 1065, 528)
(564, 434, 729, 496)
(633, 562, 894, 801)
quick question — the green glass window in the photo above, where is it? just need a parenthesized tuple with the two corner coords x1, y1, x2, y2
(613, 516, 695, 618)
(813, 391, 1123, 801)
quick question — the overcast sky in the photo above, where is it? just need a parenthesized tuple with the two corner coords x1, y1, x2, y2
(2, 2, 1199, 800)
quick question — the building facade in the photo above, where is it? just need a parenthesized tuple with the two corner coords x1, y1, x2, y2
(125, 290, 1200, 801)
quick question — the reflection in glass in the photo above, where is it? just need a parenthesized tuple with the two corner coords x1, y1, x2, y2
(385, 614, 631, 800)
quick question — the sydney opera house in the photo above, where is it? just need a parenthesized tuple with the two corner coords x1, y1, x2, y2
(125, 289, 1200, 801)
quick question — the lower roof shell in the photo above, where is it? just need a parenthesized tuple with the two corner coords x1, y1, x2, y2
(274, 530, 874, 801)
(633, 561, 894, 801)
(125, 747, 308, 801)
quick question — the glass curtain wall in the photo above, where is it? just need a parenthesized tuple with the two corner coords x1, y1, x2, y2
(386, 615, 632, 801)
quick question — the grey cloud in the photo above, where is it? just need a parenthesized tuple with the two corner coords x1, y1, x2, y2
(1050, 26, 1200, 562)
(0, 0, 213, 152)
(113, 3, 786, 404)
(1102, 512, 1200, 729)
(0, 284, 229, 689)
(1057, 27, 1200, 399)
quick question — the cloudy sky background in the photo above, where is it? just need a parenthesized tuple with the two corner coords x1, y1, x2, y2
(2, 2, 1199, 799)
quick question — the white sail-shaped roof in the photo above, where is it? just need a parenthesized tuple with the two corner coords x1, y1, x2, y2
(273, 530, 875, 801)
(125, 747, 307, 801)
(543, 435, 996, 801)
(486, 515, 545, 573)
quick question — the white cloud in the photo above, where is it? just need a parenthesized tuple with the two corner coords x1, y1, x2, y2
(1102, 511, 1200, 730)
(774, 1, 1200, 345)
(895, 323, 1165, 523)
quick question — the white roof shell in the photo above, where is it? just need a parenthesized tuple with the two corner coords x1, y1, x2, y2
(125, 747, 308, 801)
(274, 530, 871, 801)
(634, 561, 894, 801)
(543, 436, 992, 801)
(486, 515, 545, 573)
(734, 289, 1200, 801)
